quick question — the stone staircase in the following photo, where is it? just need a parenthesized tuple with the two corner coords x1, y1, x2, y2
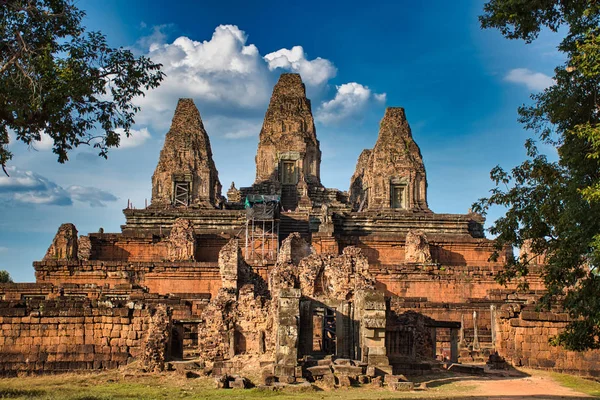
(279, 212, 310, 243)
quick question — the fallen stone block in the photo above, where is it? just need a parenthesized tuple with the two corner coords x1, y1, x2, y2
(334, 358, 352, 365)
(257, 384, 277, 392)
(214, 375, 229, 389)
(332, 365, 363, 375)
(230, 377, 250, 389)
(322, 373, 336, 387)
(448, 364, 485, 375)
(370, 376, 383, 387)
(384, 374, 408, 383)
(335, 374, 352, 387)
(307, 365, 333, 378)
(389, 381, 414, 391)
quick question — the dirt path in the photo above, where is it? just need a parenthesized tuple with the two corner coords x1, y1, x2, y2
(455, 373, 591, 399)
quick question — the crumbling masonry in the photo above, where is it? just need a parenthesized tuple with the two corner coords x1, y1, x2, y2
(1, 73, 599, 380)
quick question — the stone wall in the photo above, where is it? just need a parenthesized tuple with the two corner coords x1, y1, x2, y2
(34, 260, 224, 298)
(0, 298, 170, 375)
(496, 304, 600, 377)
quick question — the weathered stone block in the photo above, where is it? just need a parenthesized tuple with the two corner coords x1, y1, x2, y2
(389, 382, 414, 391)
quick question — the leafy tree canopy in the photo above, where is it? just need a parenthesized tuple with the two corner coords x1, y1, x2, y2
(0, 270, 13, 283)
(0, 0, 164, 174)
(476, 1, 600, 350)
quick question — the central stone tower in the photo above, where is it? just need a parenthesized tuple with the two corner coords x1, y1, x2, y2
(253, 73, 323, 210)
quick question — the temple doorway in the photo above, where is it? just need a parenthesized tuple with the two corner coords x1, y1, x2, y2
(312, 306, 336, 356)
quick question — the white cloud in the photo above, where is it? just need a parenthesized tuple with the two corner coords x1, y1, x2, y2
(316, 83, 387, 125)
(133, 24, 381, 137)
(204, 116, 263, 140)
(0, 247, 8, 253)
(66, 185, 118, 207)
(264, 46, 337, 86)
(374, 93, 387, 102)
(135, 24, 272, 131)
(32, 132, 53, 151)
(7, 130, 53, 151)
(0, 166, 117, 207)
(116, 127, 151, 149)
(505, 68, 554, 91)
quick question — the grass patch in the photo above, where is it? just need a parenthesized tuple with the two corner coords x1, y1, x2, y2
(551, 372, 600, 397)
(0, 370, 507, 400)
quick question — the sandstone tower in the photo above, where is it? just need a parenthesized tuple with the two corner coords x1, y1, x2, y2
(350, 107, 429, 211)
(151, 99, 222, 208)
(253, 73, 323, 209)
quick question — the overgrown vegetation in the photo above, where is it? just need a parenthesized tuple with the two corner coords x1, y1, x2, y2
(0, 0, 164, 174)
(475, 0, 600, 351)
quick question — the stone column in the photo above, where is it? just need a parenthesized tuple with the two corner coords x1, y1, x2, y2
(355, 290, 392, 375)
(472, 311, 480, 351)
(450, 328, 459, 363)
(430, 327, 437, 358)
(459, 314, 467, 348)
(274, 288, 301, 381)
(490, 305, 497, 351)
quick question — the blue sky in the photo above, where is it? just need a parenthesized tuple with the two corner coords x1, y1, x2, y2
(0, 1, 563, 282)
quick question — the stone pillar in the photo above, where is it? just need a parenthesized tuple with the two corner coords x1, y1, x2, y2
(459, 314, 467, 348)
(450, 328, 459, 363)
(490, 305, 497, 350)
(218, 239, 241, 291)
(472, 311, 480, 351)
(430, 327, 437, 358)
(228, 328, 236, 358)
(274, 288, 301, 381)
(355, 290, 392, 375)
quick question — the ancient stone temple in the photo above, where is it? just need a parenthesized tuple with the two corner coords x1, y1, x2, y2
(1, 73, 599, 382)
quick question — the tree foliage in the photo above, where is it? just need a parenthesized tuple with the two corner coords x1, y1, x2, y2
(0, 270, 13, 283)
(475, 1, 600, 350)
(0, 0, 164, 174)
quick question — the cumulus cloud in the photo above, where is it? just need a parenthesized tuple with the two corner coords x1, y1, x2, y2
(0, 167, 117, 207)
(264, 46, 337, 86)
(134, 25, 272, 131)
(505, 68, 554, 91)
(133, 24, 381, 136)
(7, 130, 53, 151)
(316, 83, 387, 125)
(204, 116, 263, 140)
(116, 127, 152, 149)
(31, 132, 53, 151)
(66, 186, 118, 207)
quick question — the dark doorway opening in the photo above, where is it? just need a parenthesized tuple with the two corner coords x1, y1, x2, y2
(312, 306, 336, 356)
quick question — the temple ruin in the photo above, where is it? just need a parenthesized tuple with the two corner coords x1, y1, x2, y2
(1, 73, 599, 384)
